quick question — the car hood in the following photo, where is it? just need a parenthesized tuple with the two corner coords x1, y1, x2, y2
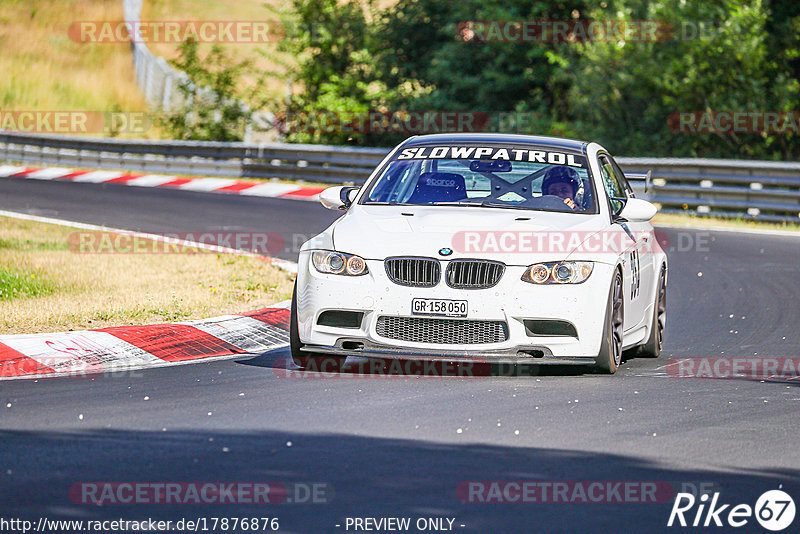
(330, 205, 609, 266)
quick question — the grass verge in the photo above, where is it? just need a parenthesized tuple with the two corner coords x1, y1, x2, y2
(0, 216, 294, 335)
(143, 0, 294, 106)
(0, 0, 150, 133)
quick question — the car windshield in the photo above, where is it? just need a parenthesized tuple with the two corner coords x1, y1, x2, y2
(362, 144, 597, 213)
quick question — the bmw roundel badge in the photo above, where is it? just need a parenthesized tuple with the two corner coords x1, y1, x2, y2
(439, 248, 453, 256)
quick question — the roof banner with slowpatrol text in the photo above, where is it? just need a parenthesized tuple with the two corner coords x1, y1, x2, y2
(395, 146, 584, 167)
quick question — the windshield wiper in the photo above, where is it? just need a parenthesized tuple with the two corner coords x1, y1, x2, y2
(476, 200, 526, 209)
(438, 200, 530, 210)
(430, 201, 487, 207)
(368, 200, 529, 210)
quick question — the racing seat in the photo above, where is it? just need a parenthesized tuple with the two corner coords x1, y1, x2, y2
(407, 172, 467, 204)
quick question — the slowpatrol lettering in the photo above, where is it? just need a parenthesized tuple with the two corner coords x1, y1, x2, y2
(396, 146, 583, 167)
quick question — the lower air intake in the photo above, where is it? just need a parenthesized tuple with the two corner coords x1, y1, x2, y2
(376, 316, 508, 344)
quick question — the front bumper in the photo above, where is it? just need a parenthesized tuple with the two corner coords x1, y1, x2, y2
(295, 252, 615, 361)
(301, 339, 596, 365)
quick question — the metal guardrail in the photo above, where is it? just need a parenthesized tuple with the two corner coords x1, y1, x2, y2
(0, 131, 384, 183)
(1, 131, 799, 222)
(618, 158, 800, 222)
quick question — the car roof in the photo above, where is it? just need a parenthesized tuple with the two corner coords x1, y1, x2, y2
(399, 133, 589, 153)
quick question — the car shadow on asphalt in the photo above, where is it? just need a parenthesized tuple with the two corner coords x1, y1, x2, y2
(236, 347, 596, 378)
(1, 427, 798, 533)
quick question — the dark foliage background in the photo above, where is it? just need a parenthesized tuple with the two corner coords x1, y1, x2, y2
(277, 0, 799, 159)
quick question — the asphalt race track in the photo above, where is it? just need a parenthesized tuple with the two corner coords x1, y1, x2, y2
(0, 178, 338, 261)
(1, 177, 800, 533)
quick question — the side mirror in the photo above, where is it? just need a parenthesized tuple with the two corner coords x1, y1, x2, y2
(616, 198, 657, 222)
(319, 186, 359, 210)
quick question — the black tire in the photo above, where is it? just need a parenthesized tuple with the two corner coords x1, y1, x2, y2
(595, 271, 625, 374)
(289, 284, 346, 371)
(637, 266, 666, 358)
(289, 284, 305, 367)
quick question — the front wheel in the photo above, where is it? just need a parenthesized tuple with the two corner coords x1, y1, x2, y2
(637, 266, 666, 358)
(595, 271, 624, 374)
(289, 284, 346, 371)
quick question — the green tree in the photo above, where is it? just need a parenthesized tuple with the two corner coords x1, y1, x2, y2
(280, 0, 798, 159)
(762, 0, 800, 157)
(277, 0, 396, 145)
(376, 0, 590, 121)
(562, 0, 798, 159)
(160, 39, 265, 141)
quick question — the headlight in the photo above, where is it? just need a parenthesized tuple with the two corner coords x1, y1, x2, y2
(522, 261, 593, 284)
(311, 251, 369, 276)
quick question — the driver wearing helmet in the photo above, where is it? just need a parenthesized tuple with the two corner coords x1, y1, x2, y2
(541, 166, 581, 210)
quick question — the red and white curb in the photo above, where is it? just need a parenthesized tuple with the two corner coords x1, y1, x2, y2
(0, 303, 291, 380)
(0, 211, 298, 380)
(0, 165, 326, 201)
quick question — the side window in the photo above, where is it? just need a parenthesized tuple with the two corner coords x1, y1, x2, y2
(367, 161, 418, 203)
(608, 156, 634, 197)
(598, 154, 626, 215)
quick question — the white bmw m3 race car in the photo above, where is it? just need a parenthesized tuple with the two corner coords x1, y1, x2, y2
(291, 133, 667, 374)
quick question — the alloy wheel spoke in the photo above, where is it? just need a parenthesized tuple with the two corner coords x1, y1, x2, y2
(612, 276, 624, 364)
(656, 274, 666, 349)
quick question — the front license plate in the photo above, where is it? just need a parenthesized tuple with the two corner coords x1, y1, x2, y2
(411, 298, 468, 318)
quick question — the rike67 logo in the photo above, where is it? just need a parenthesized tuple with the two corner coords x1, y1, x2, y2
(668, 489, 795, 531)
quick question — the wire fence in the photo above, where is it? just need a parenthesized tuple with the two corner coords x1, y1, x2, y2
(124, 0, 184, 110)
(121, 0, 271, 141)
